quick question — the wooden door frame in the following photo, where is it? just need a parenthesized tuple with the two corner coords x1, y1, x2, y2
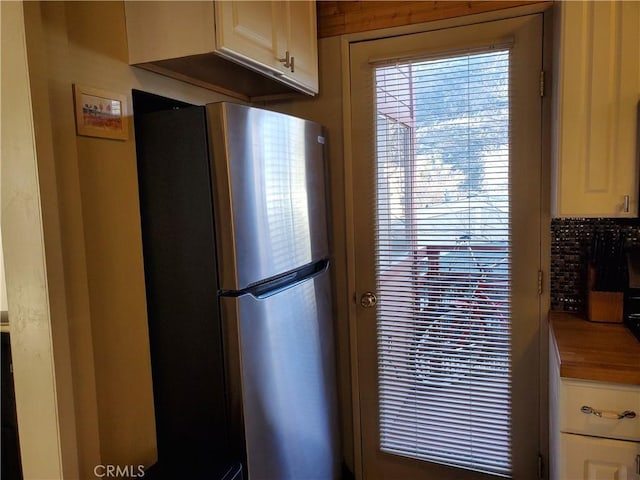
(338, 4, 553, 478)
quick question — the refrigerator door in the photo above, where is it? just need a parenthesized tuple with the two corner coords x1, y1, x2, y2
(206, 102, 329, 291)
(220, 267, 340, 480)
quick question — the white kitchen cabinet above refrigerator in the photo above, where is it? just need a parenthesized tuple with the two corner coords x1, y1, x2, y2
(124, 1, 319, 101)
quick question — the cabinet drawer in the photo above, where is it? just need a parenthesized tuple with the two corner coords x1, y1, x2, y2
(560, 379, 640, 441)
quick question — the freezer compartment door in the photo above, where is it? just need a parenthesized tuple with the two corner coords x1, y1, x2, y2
(220, 268, 340, 480)
(207, 102, 329, 291)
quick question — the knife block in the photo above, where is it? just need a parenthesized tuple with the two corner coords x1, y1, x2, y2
(587, 266, 623, 323)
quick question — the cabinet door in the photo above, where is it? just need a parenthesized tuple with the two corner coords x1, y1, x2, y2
(214, 1, 318, 95)
(561, 433, 640, 480)
(215, 1, 283, 73)
(282, 1, 319, 94)
(553, 1, 640, 217)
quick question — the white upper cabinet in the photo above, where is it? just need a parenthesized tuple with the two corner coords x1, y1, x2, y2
(124, 1, 319, 100)
(552, 1, 640, 217)
(215, 1, 318, 95)
(283, 1, 319, 94)
(125, 2, 217, 64)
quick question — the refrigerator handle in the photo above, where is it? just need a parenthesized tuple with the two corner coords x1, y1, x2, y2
(222, 259, 329, 299)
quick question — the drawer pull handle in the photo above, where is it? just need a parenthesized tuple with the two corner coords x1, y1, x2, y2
(580, 405, 637, 420)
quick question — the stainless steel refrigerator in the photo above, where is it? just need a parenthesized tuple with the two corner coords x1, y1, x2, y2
(135, 101, 340, 480)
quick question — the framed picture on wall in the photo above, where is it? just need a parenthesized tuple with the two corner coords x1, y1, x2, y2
(73, 84, 128, 140)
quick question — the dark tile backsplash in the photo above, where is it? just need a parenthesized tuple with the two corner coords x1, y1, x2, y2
(550, 218, 640, 312)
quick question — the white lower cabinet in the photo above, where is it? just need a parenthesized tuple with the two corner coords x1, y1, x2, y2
(561, 432, 640, 480)
(550, 379, 640, 479)
(550, 337, 640, 479)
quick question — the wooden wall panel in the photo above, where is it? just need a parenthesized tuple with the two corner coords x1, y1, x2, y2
(317, 1, 551, 38)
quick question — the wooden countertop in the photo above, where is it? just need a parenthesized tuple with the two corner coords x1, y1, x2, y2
(550, 311, 640, 386)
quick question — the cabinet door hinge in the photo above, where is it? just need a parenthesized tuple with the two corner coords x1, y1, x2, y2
(538, 270, 543, 296)
(538, 453, 544, 479)
(539, 70, 545, 97)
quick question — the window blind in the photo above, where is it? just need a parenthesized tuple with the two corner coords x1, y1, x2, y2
(375, 50, 512, 477)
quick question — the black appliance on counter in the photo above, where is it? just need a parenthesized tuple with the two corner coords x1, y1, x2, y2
(624, 248, 640, 341)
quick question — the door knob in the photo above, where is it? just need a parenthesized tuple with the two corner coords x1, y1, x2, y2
(360, 292, 377, 308)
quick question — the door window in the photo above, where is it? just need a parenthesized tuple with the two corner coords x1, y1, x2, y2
(375, 50, 512, 476)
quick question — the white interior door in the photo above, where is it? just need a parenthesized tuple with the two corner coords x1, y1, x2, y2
(350, 15, 543, 479)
